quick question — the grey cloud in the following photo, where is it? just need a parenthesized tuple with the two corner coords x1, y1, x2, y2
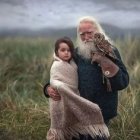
(0, 0, 140, 29)
(0, 0, 25, 6)
(90, 0, 140, 11)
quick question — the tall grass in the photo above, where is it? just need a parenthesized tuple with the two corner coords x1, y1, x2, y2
(109, 37, 140, 140)
(0, 37, 53, 140)
(0, 37, 140, 140)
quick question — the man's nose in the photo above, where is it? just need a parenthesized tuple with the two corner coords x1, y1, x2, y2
(84, 34, 90, 41)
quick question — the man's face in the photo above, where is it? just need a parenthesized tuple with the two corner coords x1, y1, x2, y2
(77, 22, 98, 59)
(79, 22, 98, 42)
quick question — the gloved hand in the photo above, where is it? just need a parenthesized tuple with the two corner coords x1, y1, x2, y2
(91, 52, 119, 78)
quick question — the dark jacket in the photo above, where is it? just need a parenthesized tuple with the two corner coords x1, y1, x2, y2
(73, 47, 129, 121)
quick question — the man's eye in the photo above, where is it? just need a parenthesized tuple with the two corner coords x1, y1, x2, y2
(80, 33, 84, 36)
(87, 31, 93, 35)
(80, 31, 93, 36)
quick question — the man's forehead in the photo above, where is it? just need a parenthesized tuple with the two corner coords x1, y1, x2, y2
(79, 21, 96, 27)
(80, 22, 92, 27)
(79, 24, 97, 32)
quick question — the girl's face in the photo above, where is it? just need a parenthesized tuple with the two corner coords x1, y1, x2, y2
(57, 42, 72, 62)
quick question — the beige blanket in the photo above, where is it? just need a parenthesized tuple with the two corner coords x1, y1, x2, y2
(47, 55, 110, 140)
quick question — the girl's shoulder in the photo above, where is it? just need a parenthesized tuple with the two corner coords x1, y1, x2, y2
(51, 60, 62, 67)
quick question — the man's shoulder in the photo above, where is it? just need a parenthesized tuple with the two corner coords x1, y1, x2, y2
(73, 47, 78, 63)
(74, 47, 78, 53)
(73, 48, 79, 61)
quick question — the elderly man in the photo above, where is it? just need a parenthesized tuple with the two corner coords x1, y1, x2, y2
(44, 16, 129, 140)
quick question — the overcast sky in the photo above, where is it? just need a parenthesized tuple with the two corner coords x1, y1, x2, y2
(0, 0, 140, 30)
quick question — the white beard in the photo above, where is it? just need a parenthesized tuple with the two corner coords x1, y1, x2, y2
(77, 39, 97, 60)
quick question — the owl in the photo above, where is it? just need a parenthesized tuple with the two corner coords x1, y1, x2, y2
(93, 32, 117, 59)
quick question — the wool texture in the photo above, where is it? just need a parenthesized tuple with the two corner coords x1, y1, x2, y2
(47, 55, 110, 140)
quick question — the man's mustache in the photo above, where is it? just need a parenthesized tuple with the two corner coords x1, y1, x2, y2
(84, 39, 94, 44)
(83, 40, 98, 52)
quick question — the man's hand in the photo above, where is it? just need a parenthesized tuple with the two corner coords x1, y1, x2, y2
(47, 86, 61, 101)
(91, 52, 104, 64)
(91, 52, 119, 77)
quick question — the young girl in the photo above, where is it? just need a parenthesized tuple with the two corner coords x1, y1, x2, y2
(47, 37, 109, 140)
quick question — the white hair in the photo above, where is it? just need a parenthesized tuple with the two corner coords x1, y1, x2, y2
(76, 16, 113, 59)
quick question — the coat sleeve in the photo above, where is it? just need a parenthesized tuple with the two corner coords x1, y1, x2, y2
(43, 82, 50, 98)
(108, 47, 129, 91)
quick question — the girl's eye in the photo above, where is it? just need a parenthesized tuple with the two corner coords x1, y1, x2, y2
(60, 48, 70, 52)
(61, 49, 65, 51)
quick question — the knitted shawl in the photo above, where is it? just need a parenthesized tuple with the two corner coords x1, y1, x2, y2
(47, 55, 110, 140)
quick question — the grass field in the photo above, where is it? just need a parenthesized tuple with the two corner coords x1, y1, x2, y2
(0, 37, 140, 140)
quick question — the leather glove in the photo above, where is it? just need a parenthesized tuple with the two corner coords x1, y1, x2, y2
(91, 52, 119, 78)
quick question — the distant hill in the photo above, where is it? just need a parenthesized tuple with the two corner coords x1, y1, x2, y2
(101, 23, 140, 39)
(0, 23, 140, 39)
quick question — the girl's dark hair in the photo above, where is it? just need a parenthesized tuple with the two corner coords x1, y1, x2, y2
(55, 37, 74, 59)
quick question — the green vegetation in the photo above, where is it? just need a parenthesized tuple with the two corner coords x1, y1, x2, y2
(0, 37, 140, 140)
